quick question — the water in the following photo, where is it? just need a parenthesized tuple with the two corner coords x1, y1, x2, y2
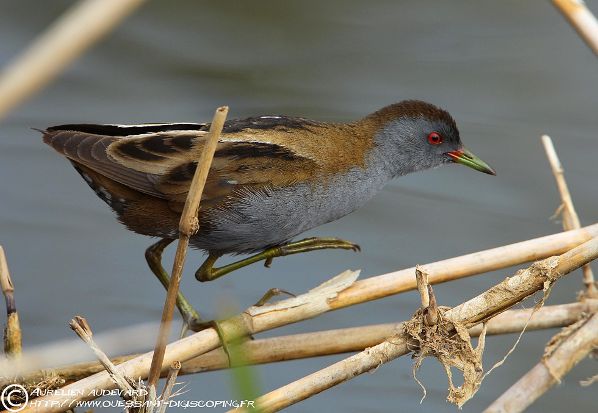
(1, 0, 597, 411)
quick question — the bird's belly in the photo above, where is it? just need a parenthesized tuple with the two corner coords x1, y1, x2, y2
(194, 168, 387, 254)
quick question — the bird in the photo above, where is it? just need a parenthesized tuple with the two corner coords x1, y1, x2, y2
(42, 100, 495, 329)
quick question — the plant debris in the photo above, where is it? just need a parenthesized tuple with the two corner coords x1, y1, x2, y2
(403, 306, 486, 408)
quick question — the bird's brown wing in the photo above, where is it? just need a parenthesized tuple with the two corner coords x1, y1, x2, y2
(43, 126, 200, 199)
(43, 123, 321, 212)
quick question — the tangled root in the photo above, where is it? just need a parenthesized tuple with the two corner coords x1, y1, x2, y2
(403, 306, 486, 408)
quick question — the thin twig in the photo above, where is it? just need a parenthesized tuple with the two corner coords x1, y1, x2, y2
(0, 245, 21, 356)
(552, 0, 598, 56)
(0, 0, 147, 121)
(230, 236, 598, 413)
(147, 106, 228, 387)
(157, 361, 181, 413)
(147, 385, 157, 413)
(542, 135, 596, 295)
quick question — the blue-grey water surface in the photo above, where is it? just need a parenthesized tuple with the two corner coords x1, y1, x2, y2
(1, 1, 597, 412)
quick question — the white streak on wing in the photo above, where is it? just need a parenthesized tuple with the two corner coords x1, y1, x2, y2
(81, 173, 93, 184)
(115, 130, 209, 140)
(98, 188, 112, 202)
(104, 123, 206, 128)
(219, 137, 276, 145)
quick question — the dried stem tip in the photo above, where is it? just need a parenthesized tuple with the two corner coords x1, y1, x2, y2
(1, 246, 22, 356)
(69, 315, 93, 341)
(415, 266, 430, 308)
(415, 266, 438, 326)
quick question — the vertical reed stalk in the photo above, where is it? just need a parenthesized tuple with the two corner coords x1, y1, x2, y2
(147, 106, 228, 387)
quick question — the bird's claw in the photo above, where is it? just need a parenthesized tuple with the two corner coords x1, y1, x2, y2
(254, 287, 296, 306)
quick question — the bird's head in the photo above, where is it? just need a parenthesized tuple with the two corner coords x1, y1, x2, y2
(365, 100, 496, 177)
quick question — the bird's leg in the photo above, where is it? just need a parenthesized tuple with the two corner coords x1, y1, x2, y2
(195, 237, 360, 282)
(254, 288, 296, 306)
(145, 238, 203, 332)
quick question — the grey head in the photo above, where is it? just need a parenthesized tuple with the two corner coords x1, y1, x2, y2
(364, 100, 496, 178)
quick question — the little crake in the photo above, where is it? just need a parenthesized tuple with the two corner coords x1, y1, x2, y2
(43, 100, 495, 328)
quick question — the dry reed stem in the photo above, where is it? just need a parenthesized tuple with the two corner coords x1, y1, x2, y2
(553, 0, 598, 56)
(16, 301, 596, 384)
(157, 361, 181, 413)
(0, 0, 146, 121)
(484, 313, 598, 413)
(147, 386, 156, 413)
(542, 135, 596, 295)
(148, 106, 228, 387)
(329, 223, 598, 309)
(231, 236, 598, 413)
(0, 245, 21, 356)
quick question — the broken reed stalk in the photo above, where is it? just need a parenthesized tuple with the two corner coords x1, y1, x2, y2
(16, 301, 597, 385)
(231, 236, 598, 413)
(484, 313, 598, 413)
(415, 266, 438, 325)
(415, 266, 430, 307)
(147, 106, 228, 387)
(69, 316, 136, 395)
(553, 0, 598, 56)
(542, 135, 596, 295)
(0, 245, 21, 356)
(157, 361, 181, 413)
(0, 0, 147, 121)
(484, 136, 598, 412)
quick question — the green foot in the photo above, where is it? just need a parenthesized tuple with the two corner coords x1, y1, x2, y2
(195, 237, 360, 282)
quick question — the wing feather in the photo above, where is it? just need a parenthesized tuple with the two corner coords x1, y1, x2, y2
(43, 123, 321, 210)
(44, 130, 168, 198)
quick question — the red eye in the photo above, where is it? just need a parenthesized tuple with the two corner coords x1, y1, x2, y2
(427, 132, 443, 145)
